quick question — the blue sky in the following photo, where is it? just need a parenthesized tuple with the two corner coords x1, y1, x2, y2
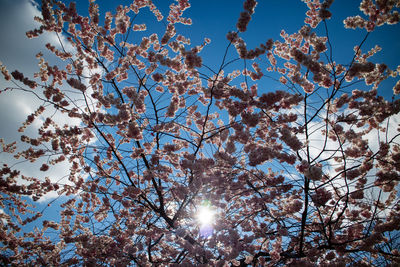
(49, 0, 400, 86)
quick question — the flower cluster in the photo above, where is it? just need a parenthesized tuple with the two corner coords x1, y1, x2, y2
(127, 121, 142, 140)
(280, 126, 302, 151)
(312, 188, 332, 206)
(345, 0, 400, 31)
(346, 62, 375, 81)
(66, 77, 87, 91)
(0, 61, 11, 81)
(11, 70, 37, 88)
(183, 49, 202, 69)
(236, 0, 257, 32)
(394, 80, 400, 94)
(319, 0, 334, 19)
(304, 165, 323, 181)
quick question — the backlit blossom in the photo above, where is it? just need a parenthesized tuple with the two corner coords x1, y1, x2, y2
(312, 188, 332, 206)
(0, 61, 11, 80)
(66, 77, 86, 91)
(2, 0, 400, 265)
(304, 165, 323, 180)
(394, 80, 400, 94)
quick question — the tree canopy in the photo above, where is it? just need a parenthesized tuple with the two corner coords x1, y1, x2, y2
(1, 0, 400, 266)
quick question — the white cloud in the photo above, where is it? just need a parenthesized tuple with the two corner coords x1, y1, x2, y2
(302, 108, 400, 211)
(0, 0, 96, 202)
(0, 208, 7, 224)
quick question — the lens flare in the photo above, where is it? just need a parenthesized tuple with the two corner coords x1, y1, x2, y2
(197, 205, 214, 226)
(196, 202, 215, 238)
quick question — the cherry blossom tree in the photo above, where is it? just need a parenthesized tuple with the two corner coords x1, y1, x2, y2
(1, 0, 400, 265)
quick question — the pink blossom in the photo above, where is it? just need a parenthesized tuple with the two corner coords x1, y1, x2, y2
(40, 164, 49, 172)
(393, 80, 400, 95)
(67, 77, 86, 91)
(133, 24, 146, 31)
(184, 50, 202, 69)
(0, 61, 12, 80)
(236, 11, 252, 32)
(304, 165, 323, 180)
(241, 112, 259, 127)
(312, 188, 332, 206)
(226, 31, 238, 42)
(127, 122, 142, 140)
(280, 126, 303, 151)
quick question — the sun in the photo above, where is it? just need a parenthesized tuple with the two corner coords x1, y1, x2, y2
(196, 205, 215, 226)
